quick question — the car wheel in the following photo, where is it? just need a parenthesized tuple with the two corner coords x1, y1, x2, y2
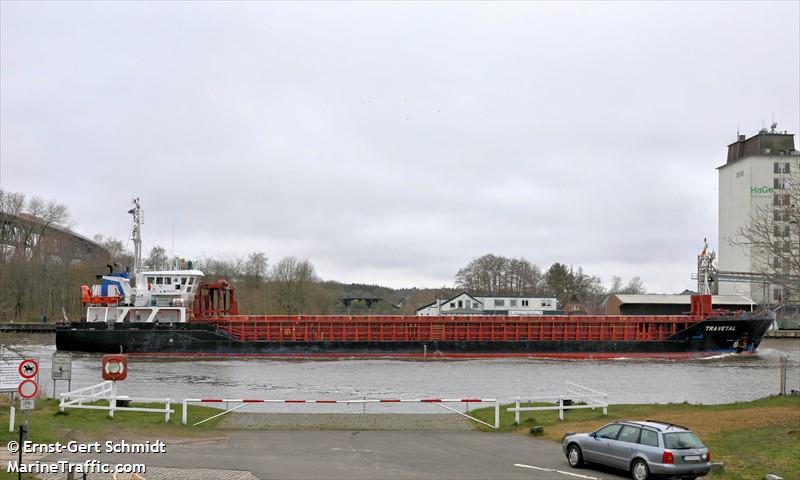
(566, 444, 584, 468)
(630, 459, 650, 480)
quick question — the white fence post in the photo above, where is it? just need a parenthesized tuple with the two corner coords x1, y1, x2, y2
(108, 381, 116, 418)
(558, 396, 564, 421)
(514, 398, 520, 425)
(182, 399, 188, 425)
(8, 406, 14, 432)
(494, 400, 500, 429)
(165, 400, 171, 423)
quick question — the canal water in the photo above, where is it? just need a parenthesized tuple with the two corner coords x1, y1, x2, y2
(4, 336, 799, 413)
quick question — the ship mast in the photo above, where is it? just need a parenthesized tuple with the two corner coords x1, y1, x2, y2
(128, 198, 143, 279)
(696, 238, 715, 295)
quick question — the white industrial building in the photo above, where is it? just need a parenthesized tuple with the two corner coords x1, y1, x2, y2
(718, 126, 799, 304)
(416, 292, 560, 316)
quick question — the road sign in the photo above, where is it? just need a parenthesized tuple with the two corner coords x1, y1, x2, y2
(0, 356, 20, 391)
(19, 399, 34, 410)
(18, 358, 38, 379)
(18, 379, 38, 399)
(102, 354, 127, 381)
(52, 352, 72, 380)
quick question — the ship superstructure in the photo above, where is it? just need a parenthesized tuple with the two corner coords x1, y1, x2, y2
(80, 199, 203, 324)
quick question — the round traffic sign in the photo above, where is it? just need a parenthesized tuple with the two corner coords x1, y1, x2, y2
(101, 354, 128, 381)
(18, 359, 38, 379)
(18, 379, 38, 399)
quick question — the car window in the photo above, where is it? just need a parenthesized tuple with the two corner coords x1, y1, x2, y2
(639, 429, 659, 447)
(617, 426, 641, 443)
(595, 424, 622, 439)
(664, 432, 704, 449)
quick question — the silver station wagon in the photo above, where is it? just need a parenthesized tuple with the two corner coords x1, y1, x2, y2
(562, 420, 711, 480)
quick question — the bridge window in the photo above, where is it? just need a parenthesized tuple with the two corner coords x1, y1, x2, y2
(164, 277, 171, 285)
(494, 299, 505, 307)
(156, 277, 163, 285)
(522, 300, 529, 307)
(181, 278, 187, 285)
(510, 299, 517, 307)
(189, 277, 195, 285)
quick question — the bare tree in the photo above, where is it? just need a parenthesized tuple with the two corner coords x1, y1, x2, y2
(0, 190, 84, 321)
(455, 254, 543, 295)
(608, 276, 624, 294)
(93, 234, 132, 267)
(270, 257, 318, 314)
(243, 252, 268, 288)
(146, 245, 168, 270)
(730, 168, 800, 303)
(622, 276, 646, 294)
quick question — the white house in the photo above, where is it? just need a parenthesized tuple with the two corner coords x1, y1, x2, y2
(416, 292, 560, 316)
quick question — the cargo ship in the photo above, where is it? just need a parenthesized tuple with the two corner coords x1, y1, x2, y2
(55, 201, 776, 358)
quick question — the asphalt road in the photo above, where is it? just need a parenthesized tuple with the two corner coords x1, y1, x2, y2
(41, 431, 632, 480)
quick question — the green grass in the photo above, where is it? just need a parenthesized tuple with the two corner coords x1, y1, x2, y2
(704, 425, 800, 479)
(0, 398, 225, 445)
(469, 395, 800, 480)
(468, 400, 613, 432)
(0, 399, 227, 480)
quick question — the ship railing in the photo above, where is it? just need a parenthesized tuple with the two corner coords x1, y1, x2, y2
(182, 397, 501, 429)
(59, 380, 174, 422)
(506, 382, 609, 423)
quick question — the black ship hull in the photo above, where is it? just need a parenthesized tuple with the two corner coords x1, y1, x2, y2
(55, 313, 776, 358)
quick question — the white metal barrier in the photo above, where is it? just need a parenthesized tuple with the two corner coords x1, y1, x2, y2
(183, 397, 501, 429)
(59, 381, 174, 422)
(506, 382, 609, 423)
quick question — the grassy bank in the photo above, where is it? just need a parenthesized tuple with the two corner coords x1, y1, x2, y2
(0, 398, 224, 446)
(0, 398, 225, 480)
(470, 395, 800, 480)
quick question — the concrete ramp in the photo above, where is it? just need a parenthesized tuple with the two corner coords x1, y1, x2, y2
(218, 412, 473, 431)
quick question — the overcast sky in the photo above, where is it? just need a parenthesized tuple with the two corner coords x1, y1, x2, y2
(1, 1, 798, 292)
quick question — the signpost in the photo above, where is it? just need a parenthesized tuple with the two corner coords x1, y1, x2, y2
(14, 358, 37, 480)
(0, 356, 21, 392)
(52, 352, 72, 396)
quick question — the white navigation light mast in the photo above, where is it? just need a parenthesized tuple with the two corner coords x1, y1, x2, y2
(128, 198, 143, 278)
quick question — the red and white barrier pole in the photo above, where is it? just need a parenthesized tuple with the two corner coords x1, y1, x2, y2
(181, 397, 499, 427)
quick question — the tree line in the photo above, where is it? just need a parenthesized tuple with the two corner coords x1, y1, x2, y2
(455, 253, 646, 306)
(0, 190, 103, 322)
